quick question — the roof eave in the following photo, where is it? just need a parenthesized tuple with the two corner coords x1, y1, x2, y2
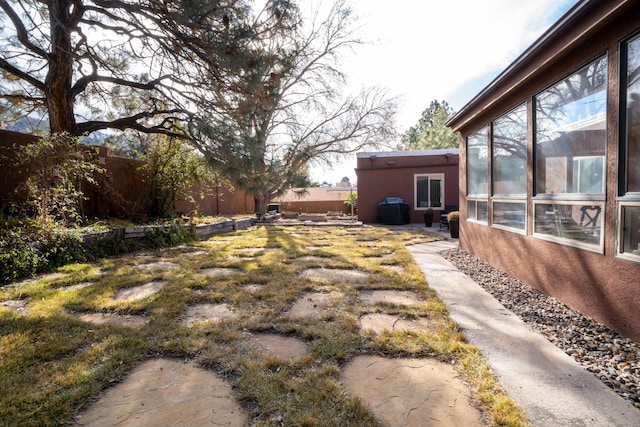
(446, 0, 626, 132)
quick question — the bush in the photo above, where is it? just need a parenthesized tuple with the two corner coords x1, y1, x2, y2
(11, 132, 104, 226)
(142, 221, 194, 248)
(0, 221, 84, 284)
(0, 218, 197, 285)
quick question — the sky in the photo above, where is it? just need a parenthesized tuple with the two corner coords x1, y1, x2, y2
(309, 0, 579, 185)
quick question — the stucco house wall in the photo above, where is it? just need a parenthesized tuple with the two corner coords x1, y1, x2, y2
(447, 0, 640, 341)
(355, 150, 459, 224)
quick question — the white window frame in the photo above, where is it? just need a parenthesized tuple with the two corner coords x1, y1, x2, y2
(414, 173, 444, 210)
(616, 201, 640, 262)
(532, 200, 605, 253)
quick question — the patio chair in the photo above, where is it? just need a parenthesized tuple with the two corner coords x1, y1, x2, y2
(439, 205, 458, 230)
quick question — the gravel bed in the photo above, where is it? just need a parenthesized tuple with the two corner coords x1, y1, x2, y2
(440, 248, 640, 409)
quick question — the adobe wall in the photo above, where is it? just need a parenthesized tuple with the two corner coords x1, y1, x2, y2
(0, 130, 254, 219)
(0, 130, 39, 207)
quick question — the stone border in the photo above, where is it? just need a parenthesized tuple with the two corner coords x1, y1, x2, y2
(81, 217, 256, 244)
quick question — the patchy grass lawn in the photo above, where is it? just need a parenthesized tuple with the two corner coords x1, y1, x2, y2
(0, 225, 529, 426)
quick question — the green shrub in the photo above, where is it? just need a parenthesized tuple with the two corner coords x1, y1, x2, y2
(0, 221, 83, 284)
(11, 132, 104, 226)
(142, 221, 194, 248)
(0, 218, 195, 285)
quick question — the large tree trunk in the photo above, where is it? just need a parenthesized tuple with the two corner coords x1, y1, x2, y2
(254, 194, 267, 219)
(45, 0, 78, 135)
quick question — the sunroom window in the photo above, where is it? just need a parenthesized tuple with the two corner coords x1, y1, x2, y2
(467, 127, 488, 223)
(492, 103, 527, 232)
(533, 55, 607, 251)
(617, 32, 640, 262)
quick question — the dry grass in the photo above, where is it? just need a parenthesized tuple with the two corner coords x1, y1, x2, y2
(0, 224, 529, 426)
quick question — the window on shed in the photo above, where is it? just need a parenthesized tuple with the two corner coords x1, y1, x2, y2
(415, 174, 443, 209)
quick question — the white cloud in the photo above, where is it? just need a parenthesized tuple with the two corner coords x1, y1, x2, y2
(340, 0, 578, 130)
(310, 0, 578, 184)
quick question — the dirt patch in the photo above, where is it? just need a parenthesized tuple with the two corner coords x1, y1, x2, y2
(200, 267, 240, 276)
(287, 292, 332, 319)
(72, 312, 147, 328)
(299, 268, 369, 283)
(182, 303, 235, 325)
(359, 290, 422, 306)
(113, 281, 166, 302)
(247, 333, 308, 359)
(341, 355, 485, 426)
(359, 313, 435, 334)
(72, 358, 248, 426)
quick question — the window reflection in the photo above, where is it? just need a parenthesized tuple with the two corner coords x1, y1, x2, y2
(535, 56, 607, 195)
(493, 202, 526, 230)
(534, 202, 602, 246)
(492, 104, 527, 195)
(467, 128, 488, 196)
(625, 35, 640, 193)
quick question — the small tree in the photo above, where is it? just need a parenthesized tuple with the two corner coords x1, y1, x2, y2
(12, 132, 104, 226)
(344, 191, 357, 215)
(139, 136, 209, 218)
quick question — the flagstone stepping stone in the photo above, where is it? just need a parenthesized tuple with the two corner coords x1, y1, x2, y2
(359, 290, 422, 306)
(59, 282, 93, 292)
(6, 272, 67, 289)
(135, 261, 179, 270)
(359, 313, 435, 334)
(1, 300, 28, 314)
(200, 267, 240, 276)
(236, 247, 264, 253)
(287, 292, 332, 318)
(72, 312, 147, 328)
(366, 252, 395, 260)
(201, 240, 225, 245)
(113, 281, 166, 302)
(299, 268, 370, 283)
(243, 284, 264, 292)
(341, 355, 484, 427)
(73, 358, 248, 426)
(382, 265, 406, 274)
(182, 303, 235, 325)
(247, 333, 308, 359)
(179, 250, 209, 257)
(297, 255, 327, 262)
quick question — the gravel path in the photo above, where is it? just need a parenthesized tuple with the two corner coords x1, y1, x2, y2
(440, 248, 640, 409)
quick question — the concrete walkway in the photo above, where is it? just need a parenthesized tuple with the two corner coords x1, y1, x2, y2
(408, 240, 640, 427)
